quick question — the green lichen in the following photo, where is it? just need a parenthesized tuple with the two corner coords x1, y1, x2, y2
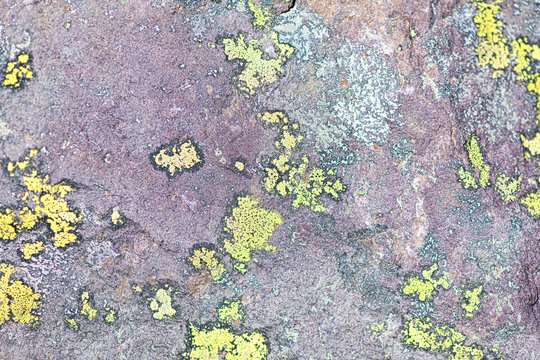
(461, 285, 483, 318)
(402, 264, 450, 302)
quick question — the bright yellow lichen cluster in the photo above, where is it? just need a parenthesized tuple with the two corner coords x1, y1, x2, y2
(0, 150, 82, 251)
(494, 174, 522, 203)
(247, 0, 274, 30)
(510, 37, 540, 123)
(402, 264, 450, 302)
(217, 299, 244, 324)
(520, 191, 540, 219)
(19, 241, 45, 260)
(148, 285, 177, 320)
(150, 138, 204, 178)
(457, 135, 491, 189)
(110, 209, 124, 226)
(189, 247, 226, 282)
(2, 53, 34, 88)
(0, 262, 41, 326)
(183, 323, 269, 360)
(472, 0, 510, 79)
(402, 317, 485, 360)
(472, 1, 540, 122)
(521, 132, 540, 159)
(222, 31, 294, 97)
(259, 111, 346, 212)
(81, 291, 98, 320)
(461, 285, 483, 318)
(223, 195, 282, 265)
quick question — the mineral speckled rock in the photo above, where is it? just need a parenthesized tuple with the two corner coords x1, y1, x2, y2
(0, 0, 538, 359)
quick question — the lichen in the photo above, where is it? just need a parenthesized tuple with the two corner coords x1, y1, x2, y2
(222, 195, 282, 265)
(520, 191, 540, 219)
(1, 150, 82, 249)
(402, 317, 485, 359)
(183, 323, 269, 360)
(472, 0, 510, 79)
(402, 264, 450, 302)
(461, 285, 483, 318)
(19, 241, 45, 260)
(147, 284, 178, 320)
(0, 262, 41, 326)
(247, 0, 274, 30)
(217, 299, 244, 324)
(521, 132, 540, 159)
(259, 111, 346, 212)
(189, 246, 227, 282)
(457, 135, 491, 190)
(104, 307, 116, 323)
(2, 52, 34, 88)
(110, 208, 125, 227)
(80, 291, 98, 321)
(494, 174, 522, 203)
(150, 138, 204, 178)
(222, 31, 294, 97)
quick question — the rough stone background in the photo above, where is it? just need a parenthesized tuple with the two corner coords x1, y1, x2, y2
(0, 0, 538, 359)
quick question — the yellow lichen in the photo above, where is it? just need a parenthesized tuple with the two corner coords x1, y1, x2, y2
(217, 299, 244, 324)
(104, 307, 116, 323)
(148, 286, 177, 320)
(402, 317, 484, 359)
(472, 0, 510, 78)
(258, 111, 346, 212)
(521, 132, 540, 159)
(19, 241, 45, 260)
(520, 191, 540, 219)
(222, 31, 294, 97)
(150, 138, 204, 178)
(222, 195, 282, 264)
(247, 0, 274, 30)
(234, 161, 246, 172)
(65, 317, 79, 330)
(461, 285, 483, 318)
(110, 209, 124, 226)
(0, 262, 40, 326)
(457, 167, 478, 189)
(183, 323, 268, 360)
(402, 264, 450, 301)
(80, 291, 98, 321)
(2, 52, 34, 88)
(189, 247, 227, 282)
(494, 174, 522, 203)
(1, 150, 82, 248)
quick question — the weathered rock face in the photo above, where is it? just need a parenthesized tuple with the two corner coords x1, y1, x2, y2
(0, 0, 538, 359)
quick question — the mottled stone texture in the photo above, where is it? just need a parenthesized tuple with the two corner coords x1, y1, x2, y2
(0, 0, 538, 359)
